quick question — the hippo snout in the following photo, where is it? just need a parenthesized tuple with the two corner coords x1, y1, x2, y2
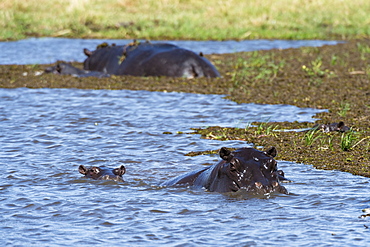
(253, 180, 285, 194)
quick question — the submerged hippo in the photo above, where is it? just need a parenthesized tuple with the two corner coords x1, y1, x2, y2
(78, 165, 126, 182)
(83, 41, 220, 78)
(162, 147, 288, 195)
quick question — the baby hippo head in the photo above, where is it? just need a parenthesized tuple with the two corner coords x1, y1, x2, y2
(78, 165, 126, 182)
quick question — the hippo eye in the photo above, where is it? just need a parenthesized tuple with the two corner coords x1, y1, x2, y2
(230, 159, 241, 172)
(268, 160, 278, 172)
(263, 160, 276, 172)
(92, 167, 100, 174)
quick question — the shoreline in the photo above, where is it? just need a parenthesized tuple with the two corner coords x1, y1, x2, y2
(0, 39, 369, 177)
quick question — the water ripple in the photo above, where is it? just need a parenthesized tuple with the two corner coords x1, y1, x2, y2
(0, 88, 368, 246)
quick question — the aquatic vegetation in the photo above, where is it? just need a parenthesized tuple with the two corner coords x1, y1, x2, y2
(340, 129, 356, 151)
(265, 124, 279, 137)
(301, 57, 334, 78)
(255, 122, 279, 137)
(327, 135, 335, 151)
(330, 54, 338, 65)
(338, 102, 351, 117)
(230, 52, 285, 90)
(255, 121, 268, 136)
(357, 43, 370, 53)
(303, 128, 321, 146)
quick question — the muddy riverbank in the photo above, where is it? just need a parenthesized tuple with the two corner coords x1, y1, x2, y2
(0, 39, 369, 177)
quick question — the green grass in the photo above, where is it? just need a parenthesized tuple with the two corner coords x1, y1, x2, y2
(302, 57, 329, 77)
(253, 121, 279, 137)
(303, 128, 321, 146)
(338, 102, 351, 117)
(2, 0, 370, 40)
(340, 130, 356, 151)
(230, 52, 285, 90)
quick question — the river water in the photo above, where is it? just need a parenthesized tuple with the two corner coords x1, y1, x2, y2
(0, 39, 369, 246)
(0, 37, 341, 65)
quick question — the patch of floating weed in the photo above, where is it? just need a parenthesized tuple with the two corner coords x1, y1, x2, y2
(340, 129, 357, 151)
(338, 102, 351, 117)
(303, 127, 321, 146)
(356, 43, 370, 60)
(301, 57, 334, 78)
(357, 43, 370, 53)
(330, 54, 338, 65)
(230, 52, 285, 87)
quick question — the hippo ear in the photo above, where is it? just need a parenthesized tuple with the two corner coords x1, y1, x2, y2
(84, 48, 93, 57)
(337, 121, 345, 128)
(219, 147, 233, 161)
(265, 147, 277, 157)
(78, 165, 87, 175)
(114, 165, 126, 176)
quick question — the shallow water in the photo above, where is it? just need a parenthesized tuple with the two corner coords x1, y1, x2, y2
(0, 37, 341, 65)
(0, 88, 369, 246)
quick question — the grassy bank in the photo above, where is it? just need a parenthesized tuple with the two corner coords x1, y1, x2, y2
(1, 0, 370, 41)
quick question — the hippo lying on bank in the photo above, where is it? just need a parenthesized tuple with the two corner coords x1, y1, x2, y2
(45, 41, 220, 78)
(162, 147, 288, 195)
(312, 121, 350, 132)
(78, 165, 126, 182)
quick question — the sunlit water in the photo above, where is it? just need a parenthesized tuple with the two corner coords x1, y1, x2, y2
(0, 88, 369, 246)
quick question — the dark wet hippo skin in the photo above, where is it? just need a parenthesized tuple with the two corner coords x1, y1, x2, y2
(46, 42, 220, 78)
(78, 165, 126, 182)
(82, 42, 123, 75)
(312, 121, 350, 132)
(162, 147, 288, 195)
(45, 62, 109, 78)
(82, 41, 220, 78)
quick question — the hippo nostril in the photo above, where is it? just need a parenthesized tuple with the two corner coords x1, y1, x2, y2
(255, 182, 263, 189)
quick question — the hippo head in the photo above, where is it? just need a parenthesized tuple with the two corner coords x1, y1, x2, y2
(78, 165, 126, 182)
(208, 147, 287, 194)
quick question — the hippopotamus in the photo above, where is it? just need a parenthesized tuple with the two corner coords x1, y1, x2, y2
(162, 147, 288, 195)
(45, 41, 220, 78)
(313, 121, 350, 132)
(82, 41, 221, 78)
(78, 165, 126, 182)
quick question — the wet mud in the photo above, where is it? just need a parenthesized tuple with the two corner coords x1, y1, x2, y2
(0, 39, 369, 177)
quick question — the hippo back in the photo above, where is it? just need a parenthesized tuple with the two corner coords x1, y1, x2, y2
(117, 43, 220, 78)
